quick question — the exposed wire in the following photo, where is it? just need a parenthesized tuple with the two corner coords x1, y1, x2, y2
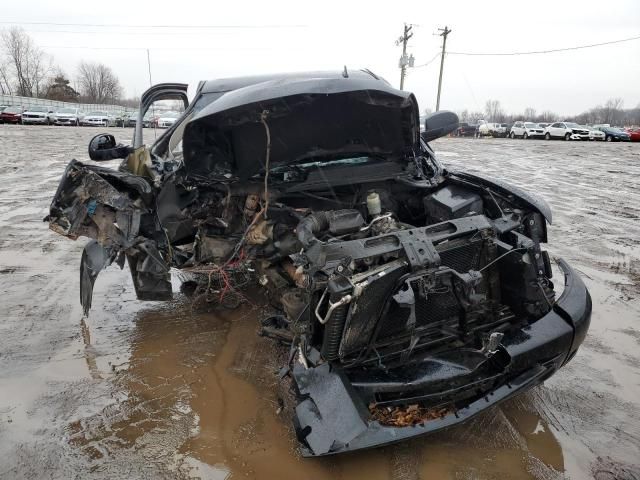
(413, 52, 440, 68)
(478, 247, 528, 272)
(449, 34, 640, 56)
(260, 110, 271, 219)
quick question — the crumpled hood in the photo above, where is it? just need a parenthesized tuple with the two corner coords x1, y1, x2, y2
(182, 71, 420, 179)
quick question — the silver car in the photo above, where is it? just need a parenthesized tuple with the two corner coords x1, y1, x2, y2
(22, 106, 54, 125)
(53, 107, 83, 126)
(81, 111, 113, 127)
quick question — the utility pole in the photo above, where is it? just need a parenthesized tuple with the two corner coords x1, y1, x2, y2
(435, 26, 451, 111)
(396, 24, 414, 90)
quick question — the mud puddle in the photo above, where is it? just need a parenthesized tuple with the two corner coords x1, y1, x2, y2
(1, 127, 639, 479)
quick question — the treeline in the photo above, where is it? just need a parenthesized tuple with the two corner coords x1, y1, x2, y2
(0, 27, 138, 106)
(459, 99, 640, 126)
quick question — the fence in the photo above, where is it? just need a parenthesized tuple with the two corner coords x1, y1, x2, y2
(0, 94, 134, 114)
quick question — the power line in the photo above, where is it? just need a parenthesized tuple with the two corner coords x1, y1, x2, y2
(413, 52, 440, 68)
(0, 21, 306, 29)
(449, 34, 640, 56)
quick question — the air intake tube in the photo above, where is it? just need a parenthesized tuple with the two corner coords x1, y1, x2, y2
(296, 209, 364, 247)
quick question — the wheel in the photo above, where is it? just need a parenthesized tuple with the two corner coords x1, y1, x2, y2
(545, 132, 551, 140)
(564, 133, 571, 141)
(510, 132, 515, 139)
(606, 135, 612, 142)
(75, 119, 79, 126)
(523, 132, 529, 139)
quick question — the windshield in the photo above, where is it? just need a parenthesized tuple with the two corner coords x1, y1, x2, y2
(57, 108, 76, 113)
(161, 92, 226, 158)
(565, 122, 579, 127)
(28, 106, 49, 112)
(4, 107, 21, 113)
(87, 111, 107, 116)
(161, 111, 180, 119)
(524, 122, 537, 128)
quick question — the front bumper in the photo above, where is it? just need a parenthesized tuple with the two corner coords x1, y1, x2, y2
(570, 133, 589, 140)
(83, 119, 108, 126)
(22, 116, 48, 124)
(54, 117, 78, 125)
(293, 258, 591, 456)
(527, 131, 545, 138)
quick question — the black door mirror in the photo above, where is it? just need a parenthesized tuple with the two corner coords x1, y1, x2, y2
(88, 133, 132, 161)
(421, 111, 459, 143)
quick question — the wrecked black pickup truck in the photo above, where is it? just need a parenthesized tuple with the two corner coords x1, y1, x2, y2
(48, 70, 591, 456)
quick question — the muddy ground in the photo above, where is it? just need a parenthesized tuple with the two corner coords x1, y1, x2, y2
(0, 125, 639, 479)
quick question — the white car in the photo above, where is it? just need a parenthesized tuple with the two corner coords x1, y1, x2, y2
(544, 122, 589, 141)
(156, 111, 181, 128)
(53, 107, 83, 126)
(82, 111, 113, 127)
(584, 126, 605, 141)
(510, 121, 545, 139)
(22, 106, 55, 125)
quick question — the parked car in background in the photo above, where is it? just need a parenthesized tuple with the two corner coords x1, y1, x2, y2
(596, 126, 631, 142)
(156, 111, 181, 128)
(125, 111, 138, 128)
(624, 127, 640, 142)
(22, 106, 55, 125)
(82, 111, 113, 127)
(544, 122, 589, 140)
(584, 126, 605, 141)
(510, 121, 545, 139)
(53, 107, 83, 126)
(453, 122, 477, 137)
(483, 123, 507, 137)
(491, 123, 509, 138)
(0, 106, 23, 124)
(537, 122, 550, 129)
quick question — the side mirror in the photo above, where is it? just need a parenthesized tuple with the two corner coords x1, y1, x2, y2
(88, 133, 132, 161)
(421, 111, 459, 143)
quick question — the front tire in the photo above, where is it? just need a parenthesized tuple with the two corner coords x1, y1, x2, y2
(545, 132, 551, 140)
(564, 133, 571, 141)
(523, 132, 529, 139)
(606, 135, 612, 142)
(510, 132, 515, 139)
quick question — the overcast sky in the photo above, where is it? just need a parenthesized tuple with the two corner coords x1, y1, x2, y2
(4, 0, 640, 116)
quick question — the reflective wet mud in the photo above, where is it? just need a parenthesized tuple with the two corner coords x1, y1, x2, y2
(1, 126, 639, 479)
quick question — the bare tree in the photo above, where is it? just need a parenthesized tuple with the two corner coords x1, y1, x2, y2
(0, 59, 12, 94)
(1, 27, 52, 97)
(601, 98, 624, 125)
(77, 61, 123, 103)
(484, 100, 504, 122)
(523, 107, 536, 120)
(539, 110, 558, 122)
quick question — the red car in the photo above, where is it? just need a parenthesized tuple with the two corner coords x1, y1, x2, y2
(0, 106, 23, 124)
(625, 127, 640, 142)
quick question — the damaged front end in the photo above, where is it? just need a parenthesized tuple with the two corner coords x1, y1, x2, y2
(47, 71, 591, 456)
